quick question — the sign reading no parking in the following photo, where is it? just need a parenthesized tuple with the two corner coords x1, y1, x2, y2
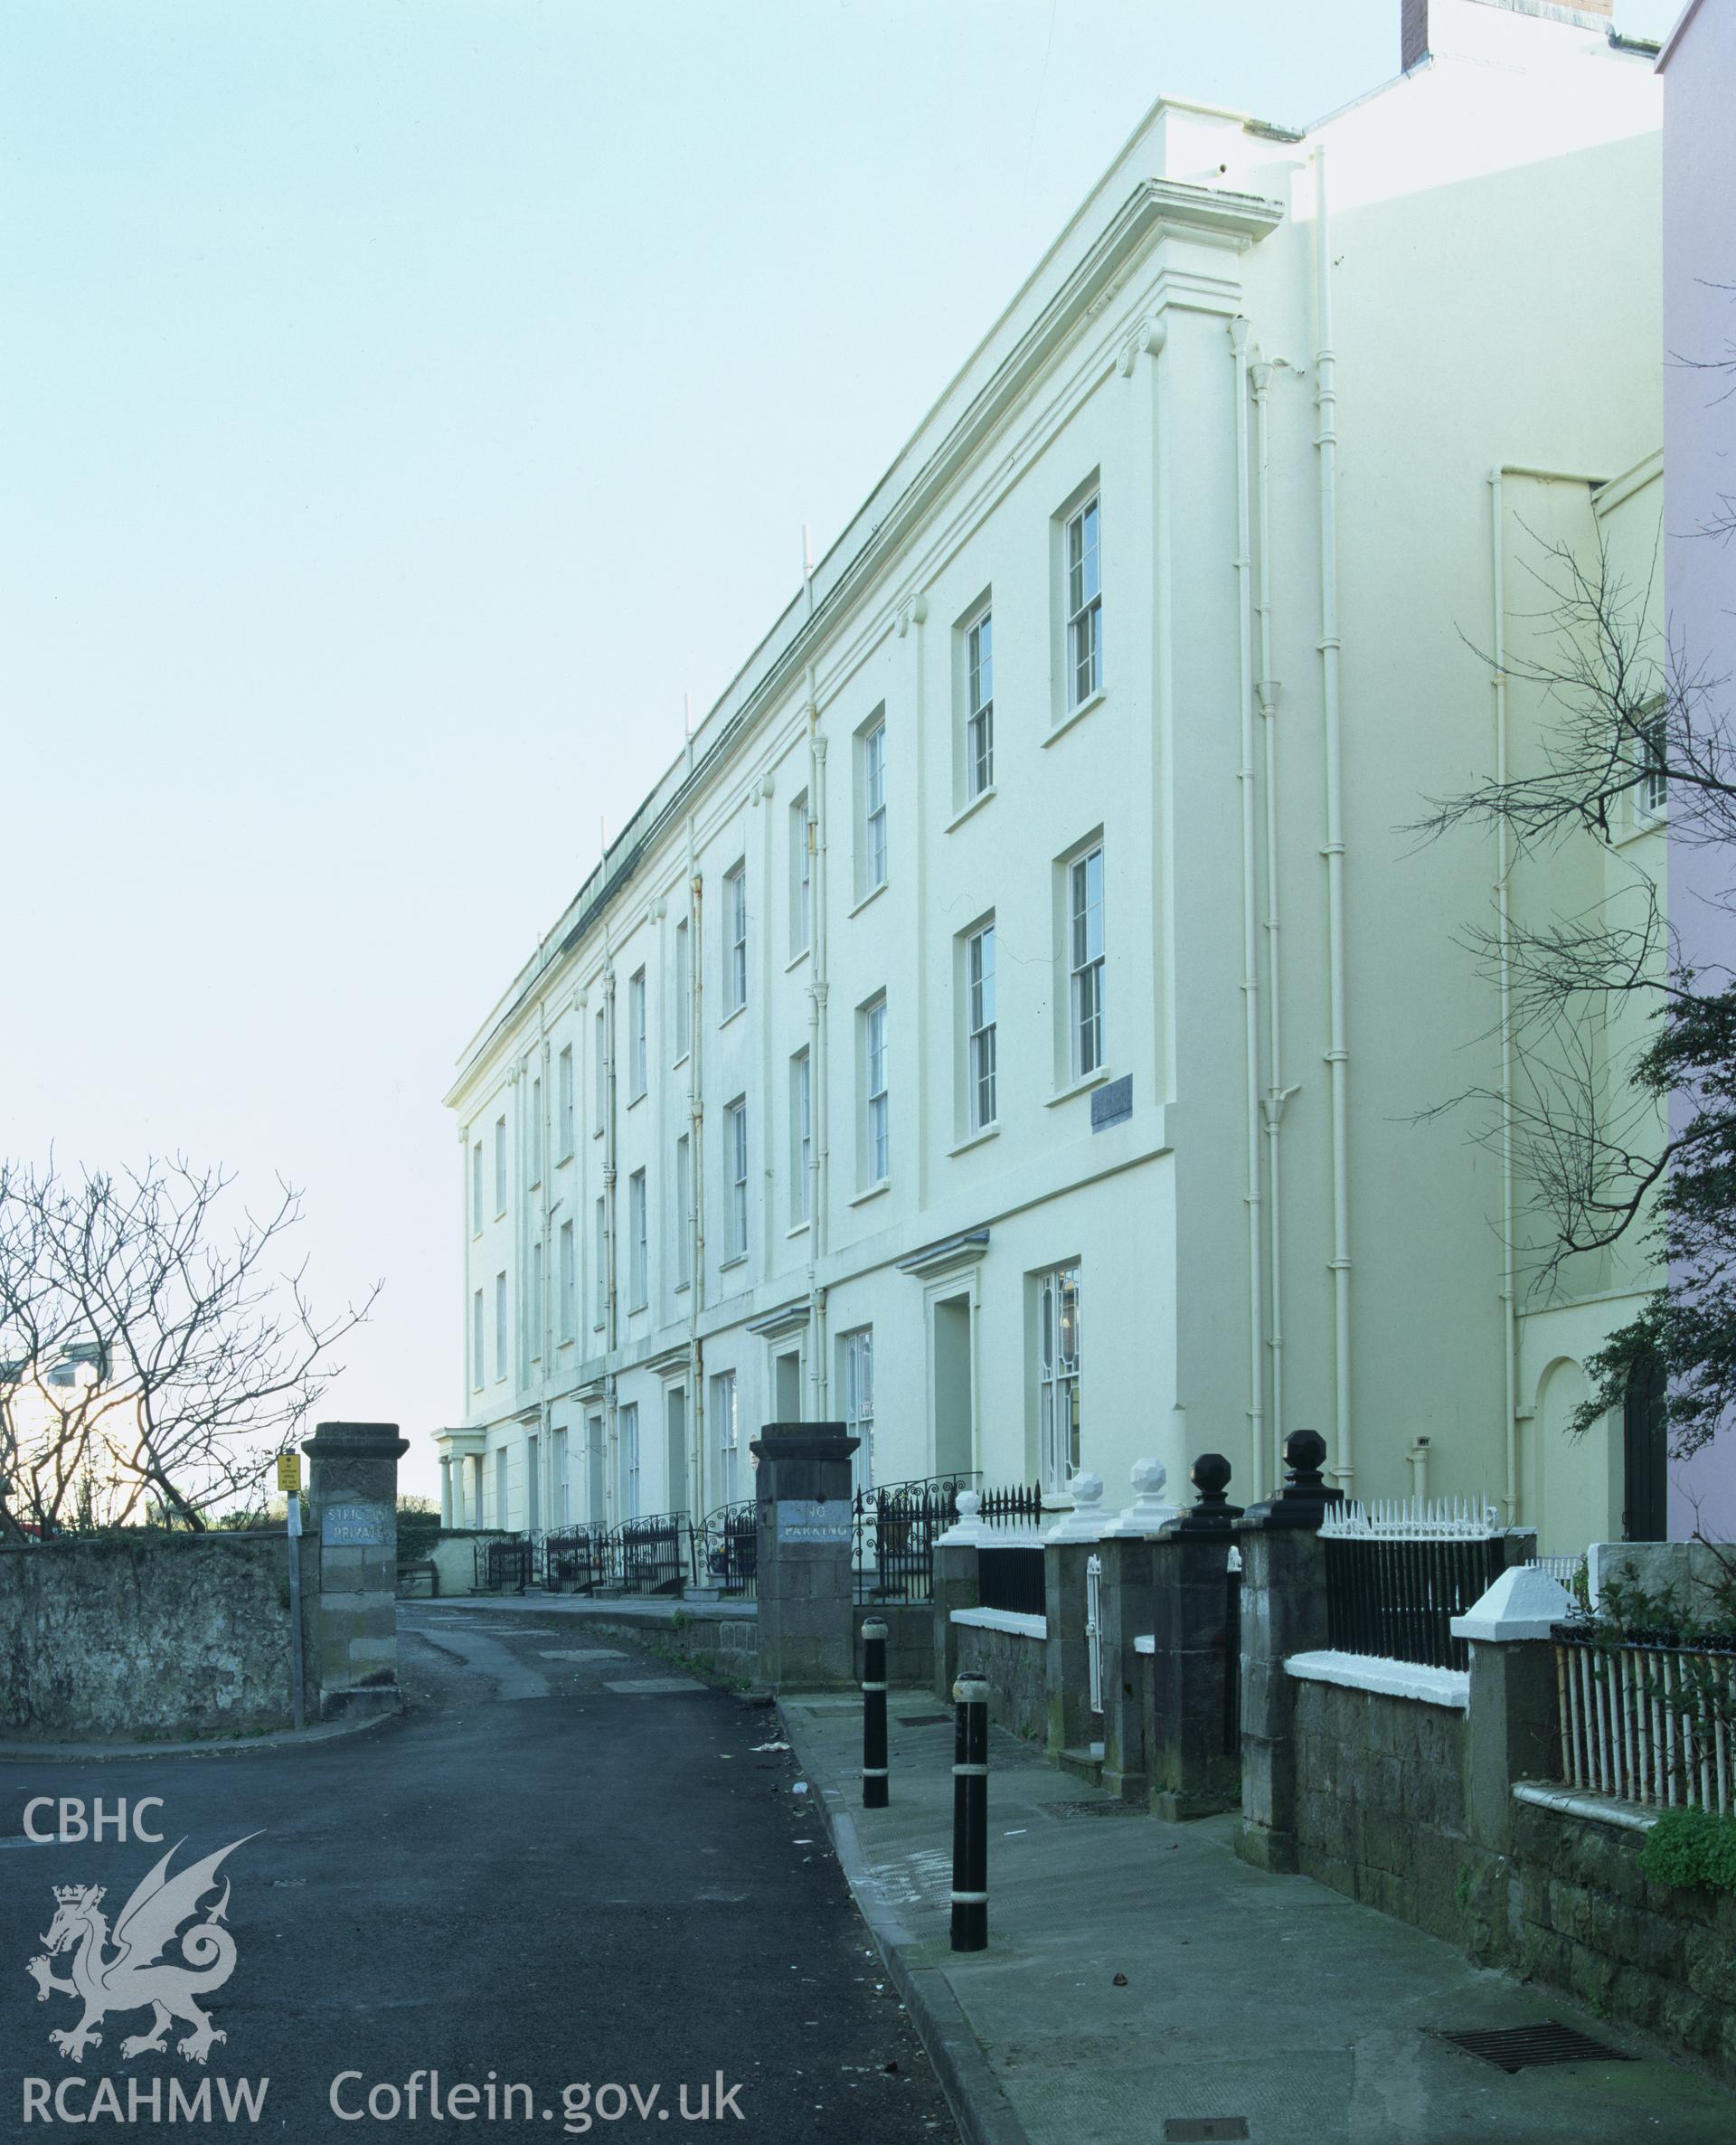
(775, 1498, 850, 1545)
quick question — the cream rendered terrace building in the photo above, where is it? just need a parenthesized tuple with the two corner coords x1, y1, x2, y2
(439, 0, 1664, 1556)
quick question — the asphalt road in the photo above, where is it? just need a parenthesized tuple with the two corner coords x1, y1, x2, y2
(0, 1606, 958, 2143)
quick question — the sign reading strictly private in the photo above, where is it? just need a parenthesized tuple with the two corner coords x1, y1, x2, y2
(319, 1503, 391, 1547)
(775, 1498, 851, 1545)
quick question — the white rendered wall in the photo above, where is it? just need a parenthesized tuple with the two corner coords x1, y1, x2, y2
(1661, 0, 1736, 1542)
(439, 9, 1662, 1549)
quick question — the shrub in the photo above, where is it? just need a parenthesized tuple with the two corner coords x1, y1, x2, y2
(1639, 1808, 1736, 1895)
(396, 1498, 441, 1564)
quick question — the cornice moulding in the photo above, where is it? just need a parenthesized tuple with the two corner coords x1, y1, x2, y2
(448, 177, 1283, 1097)
(746, 1297, 813, 1341)
(897, 1228, 991, 1281)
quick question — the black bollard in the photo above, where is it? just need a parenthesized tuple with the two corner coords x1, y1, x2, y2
(861, 1616, 890, 1809)
(949, 1671, 989, 1951)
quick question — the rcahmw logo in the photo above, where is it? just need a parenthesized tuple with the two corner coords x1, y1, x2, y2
(22, 1825, 269, 2126)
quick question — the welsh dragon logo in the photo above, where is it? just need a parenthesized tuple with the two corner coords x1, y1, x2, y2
(26, 1835, 256, 2065)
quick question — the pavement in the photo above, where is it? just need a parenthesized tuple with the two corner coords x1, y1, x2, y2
(780, 1692, 1736, 2145)
(0, 1603, 957, 2143)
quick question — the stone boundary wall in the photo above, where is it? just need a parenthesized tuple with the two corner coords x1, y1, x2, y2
(420, 1532, 512, 1598)
(1287, 1656, 1736, 2085)
(574, 1603, 759, 1687)
(1513, 1796, 1736, 2076)
(0, 1533, 314, 1741)
(564, 1594, 932, 1690)
(948, 1616, 1046, 1743)
(1291, 1672, 1473, 1946)
(854, 1602, 932, 1687)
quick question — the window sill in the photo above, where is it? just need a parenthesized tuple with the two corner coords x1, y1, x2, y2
(948, 1124, 1000, 1158)
(557, 1153, 573, 1170)
(672, 1049, 691, 1073)
(718, 1252, 749, 1272)
(785, 947, 811, 974)
(675, 1280, 691, 1295)
(627, 1090, 646, 1111)
(592, 1127, 604, 1141)
(946, 787, 996, 834)
(1611, 812, 1665, 851)
(1045, 1066, 1114, 1109)
(557, 1338, 575, 1352)
(847, 1180, 891, 1209)
(848, 880, 889, 921)
(719, 1003, 747, 1033)
(627, 1300, 648, 1317)
(1043, 690, 1107, 749)
(787, 1219, 811, 1239)
(495, 1209, 507, 1224)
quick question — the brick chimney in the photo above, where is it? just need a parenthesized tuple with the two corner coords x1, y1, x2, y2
(1403, 0, 1614, 73)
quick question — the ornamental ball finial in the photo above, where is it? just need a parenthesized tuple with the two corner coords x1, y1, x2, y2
(1192, 1452, 1233, 1505)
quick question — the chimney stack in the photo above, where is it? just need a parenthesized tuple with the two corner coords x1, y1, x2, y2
(1403, 0, 1615, 74)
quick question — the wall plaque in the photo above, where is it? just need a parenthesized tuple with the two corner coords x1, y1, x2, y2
(775, 1498, 852, 1545)
(319, 1502, 391, 1547)
(1090, 1073, 1133, 1131)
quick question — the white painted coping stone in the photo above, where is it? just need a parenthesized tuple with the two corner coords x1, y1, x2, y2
(1133, 1634, 1156, 1655)
(1287, 1648, 1469, 1710)
(1450, 1563, 1574, 1644)
(1043, 1471, 1109, 1543)
(1513, 1780, 1656, 1834)
(951, 1607, 1047, 1639)
(1099, 1457, 1180, 1538)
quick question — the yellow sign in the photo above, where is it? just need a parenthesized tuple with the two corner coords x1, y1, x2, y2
(276, 1454, 302, 1494)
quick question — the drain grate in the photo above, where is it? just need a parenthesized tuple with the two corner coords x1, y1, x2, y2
(1041, 1799, 1143, 1819)
(1164, 2121, 1250, 2143)
(895, 1713, 953, 1727)
(1436, 2023, 1635, 2074)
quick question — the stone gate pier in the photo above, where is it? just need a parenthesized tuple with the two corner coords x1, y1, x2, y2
(304, 1419, 410, 1719)
(750, 1420, 859, 1692)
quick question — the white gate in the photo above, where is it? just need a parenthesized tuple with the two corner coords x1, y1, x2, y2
(1086, 1552, 1104, 1716)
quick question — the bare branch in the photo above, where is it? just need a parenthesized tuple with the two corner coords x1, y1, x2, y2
(0, 1158, 380, 1535)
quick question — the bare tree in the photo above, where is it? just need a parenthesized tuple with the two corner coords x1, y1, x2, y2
(0, 1158, 380, 1537)
(1417, 515, 1736, 1458)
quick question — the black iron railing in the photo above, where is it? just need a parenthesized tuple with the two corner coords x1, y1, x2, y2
(691, 1501, 758, 1598)
(978, 1545, 1046, 1616)
(852, 1472, 978, 1605)
(474, 1536, 533, 1592)
(978, 1480, 1044, 1531)
(608, 1512, 690, 1596)
(1322, 1501, 1507, 1671)
(975, 1480, 1046, 1616)
(535, 1526, 610, 1592)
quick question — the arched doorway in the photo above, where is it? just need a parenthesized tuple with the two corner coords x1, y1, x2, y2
(1622, 1350, 1668, 1542)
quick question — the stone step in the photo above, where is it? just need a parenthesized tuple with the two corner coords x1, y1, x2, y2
(1059, 1743, 1106, 1785)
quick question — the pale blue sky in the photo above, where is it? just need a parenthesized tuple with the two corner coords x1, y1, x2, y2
(1, 2, 1677, 1496)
